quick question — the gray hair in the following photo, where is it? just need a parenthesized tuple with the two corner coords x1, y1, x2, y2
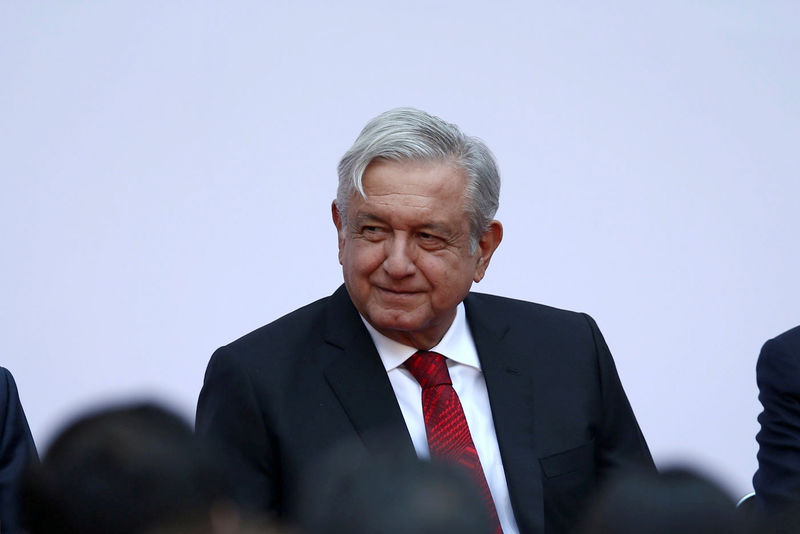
(336, 107, 500, 251)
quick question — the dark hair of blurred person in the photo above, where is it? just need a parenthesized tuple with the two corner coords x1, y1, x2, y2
(577, 466, 757, 534)
(19, 402, 235, 534)
(145, 509, 291, 534)
(293, 437, 492, 534)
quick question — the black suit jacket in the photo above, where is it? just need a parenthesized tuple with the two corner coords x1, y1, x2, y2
(196, 286, 654, 534)
(0, 367, 38, 534)
(753, 325, 800, 512)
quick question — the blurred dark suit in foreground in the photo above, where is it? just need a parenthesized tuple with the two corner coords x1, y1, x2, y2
(753, 325, 800, 529)
(0, 367, 38, 534)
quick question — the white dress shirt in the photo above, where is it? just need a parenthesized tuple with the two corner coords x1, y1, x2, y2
(362, 302, 520, 534)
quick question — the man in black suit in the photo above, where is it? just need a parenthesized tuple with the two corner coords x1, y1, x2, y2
(197, 107, 654, 534)
(753, 325, 800, 515)
(0, 367, 38, 534)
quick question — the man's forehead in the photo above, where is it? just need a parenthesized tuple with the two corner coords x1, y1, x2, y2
(349, 186, 469, 213)
(358, 162, 468, 199)
(366, 156, 459, 173)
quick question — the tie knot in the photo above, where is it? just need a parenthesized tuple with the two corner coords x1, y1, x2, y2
(404, 351, 452, 389)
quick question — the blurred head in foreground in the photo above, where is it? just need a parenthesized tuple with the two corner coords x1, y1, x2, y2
(577, 467, 754, 534)
(20, 402, 236, 534)
(294, 438, 492, 534)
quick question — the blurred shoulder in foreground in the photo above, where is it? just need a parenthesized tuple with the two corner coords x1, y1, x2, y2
(578, 467, 759, 534)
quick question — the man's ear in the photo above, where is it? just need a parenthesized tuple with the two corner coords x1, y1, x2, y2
(331, 201, 345, 265)
(473, 220, 503, 283)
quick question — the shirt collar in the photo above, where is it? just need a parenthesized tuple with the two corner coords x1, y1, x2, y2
(361, 302, 482, 372)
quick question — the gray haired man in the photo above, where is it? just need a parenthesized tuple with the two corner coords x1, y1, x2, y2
(197, 107, 654, 534)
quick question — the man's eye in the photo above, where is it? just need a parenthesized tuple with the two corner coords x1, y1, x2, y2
(361, 226, 385, 237)
(418, 233, 444, 247)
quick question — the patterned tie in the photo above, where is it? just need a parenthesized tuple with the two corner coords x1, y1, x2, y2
(405, 351, 503, 534)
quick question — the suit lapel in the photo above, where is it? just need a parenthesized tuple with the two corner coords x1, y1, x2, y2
(317, 289, 544, 531)
(321, 286, 416, 459)
(466, 293, 544, 534)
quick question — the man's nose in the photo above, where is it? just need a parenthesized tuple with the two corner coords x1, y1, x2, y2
(383, 235, 416, 278)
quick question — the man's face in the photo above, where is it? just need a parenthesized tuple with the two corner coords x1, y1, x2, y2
(333, 159, 502, 349)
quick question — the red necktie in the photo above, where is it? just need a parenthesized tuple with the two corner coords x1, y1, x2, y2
(405, 351, 503, 534)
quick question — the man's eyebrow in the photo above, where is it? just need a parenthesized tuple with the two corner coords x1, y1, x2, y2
(417, 222, 452, 236)
(352, 213, 453, 236)
(353, 212, 387, 225)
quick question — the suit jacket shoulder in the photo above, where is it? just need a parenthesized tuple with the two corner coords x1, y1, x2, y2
(220, 293, 336, 361)
(757, 325, 800, 391)
(465, 292, 599, 343)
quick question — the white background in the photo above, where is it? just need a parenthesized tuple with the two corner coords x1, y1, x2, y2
(2, 1, 798, 498)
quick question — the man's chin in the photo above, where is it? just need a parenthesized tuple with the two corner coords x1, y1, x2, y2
(366, 309, 428, 334)
(369, 316, 422, 334)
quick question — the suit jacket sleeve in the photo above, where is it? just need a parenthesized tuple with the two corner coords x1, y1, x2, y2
(753, 326, 800, 511)
(0, 368, 38, 534)
(584, 313, 654, 476)
(196, 345, 279, 514)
